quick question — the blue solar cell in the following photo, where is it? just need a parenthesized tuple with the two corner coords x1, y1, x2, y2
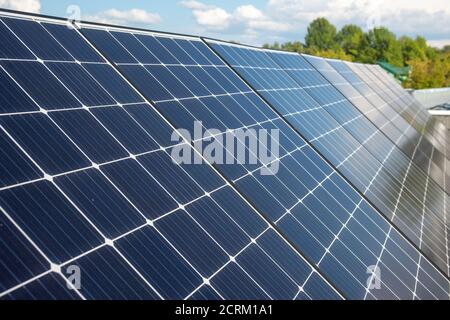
(50, 109, 129, 163)
(319, 253, 366, 300)
(115, 226, 203, 299)
(198, 96, 241, 128)
(257, 230, 313, 286)
(0, 61, 81, 110)
(63, 246, 160, 300)
(254, 173, 298, 210)
(155, 100, 199, 133)
(417, 260, 449, 300)
(145, 65, 192, 99)
(81, 29, 136, 64)
(236, 244, 299, 299)
(3, 273, 80, 300)
(0, 181, 104, 263)
(236, 175, 287, 221)
(110, 31, 160, 64)
(211, 262, 270, 299)
(156, 37, 197, 65)
(290, 202, 335, 246)
(2, 18, 73, 61)
(175, 39, 212, 66)
(123, 104, 177, 147)
(177, 157, 224, 192)
(0, 131, 42, 187)
(231, 94, 269, 123)
(155, 209, 229, 277)
(55, 169, 146, 238)
(0, 20, 34, 59)
(278, 214, 327, 263)
(0, 113, 91, 175)
(0, 68, 39, 114)
(178, 98, 226, 130)
(134, 35, 179, 64)
(188, 67, 228, 95)
(211, 187, 267, 238)
(138, 151, 204, 203)
(191, 41, 225, 65)
(46, 62, 116, 106)
(100, 159, 177, 219)
(188, 285, 222, 300)
(0, 213, 49, 292)
(217, 95, 256, 126)
(42, 23, 103, 63)
(90, 106, 159, 154)
(81, 64, 145, 104)
(167, 66, 211, 97)
(303, 273, 342, 300)
(186, 197, 251, 256)
(119, 65, 173, 101)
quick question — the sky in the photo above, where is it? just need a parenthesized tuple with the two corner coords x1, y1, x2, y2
(0, 0, 449, 47)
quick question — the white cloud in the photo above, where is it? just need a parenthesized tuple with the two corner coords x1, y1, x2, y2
(185, 0, 450, 45)
(179, 0, 214, 11)
(427, 39, 450, 49)
(0, 0, 40, 13)
(266, 0, 450, 38)
(235, 5, 265, 21)
(248, 19, 291, 32)
(85, 8, 161, 26)
(192, 7, 231, 29)
(180, 1, 291, 34)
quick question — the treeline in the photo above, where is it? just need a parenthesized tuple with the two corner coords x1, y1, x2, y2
(263, 18, 450, 89)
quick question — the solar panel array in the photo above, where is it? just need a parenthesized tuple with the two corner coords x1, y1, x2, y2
(207, 41, 450, 297)
(0, 10, 449, 300)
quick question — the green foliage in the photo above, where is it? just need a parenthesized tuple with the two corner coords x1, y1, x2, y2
(263, 17, 450, 89)
(399, 36, 426, 62)
(305, 18, 337, 51)
(336, 24, 364, 57)
(361, 28, 403, 66)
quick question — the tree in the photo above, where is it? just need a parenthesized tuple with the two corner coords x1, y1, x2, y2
(280, 41, 305, 53)
(306, 47, 352, 61)
(336, 24, 364, 57)
(399, 36, 426, 62)
(305, 18, 337, 51)
(405, 58, 428, 89)
(362, 27, 404, 66)
(262, 18, 448, 89)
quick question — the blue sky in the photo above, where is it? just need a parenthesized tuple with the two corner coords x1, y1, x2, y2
(1, 0, 449, 47)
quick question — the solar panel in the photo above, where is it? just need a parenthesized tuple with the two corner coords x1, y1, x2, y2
(342, 62, 449, 188)
(0, 12, 341, 301)
(0, 9, 449, 300)
(302, 56, 450, 276)
(206, 40, 450, 298)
